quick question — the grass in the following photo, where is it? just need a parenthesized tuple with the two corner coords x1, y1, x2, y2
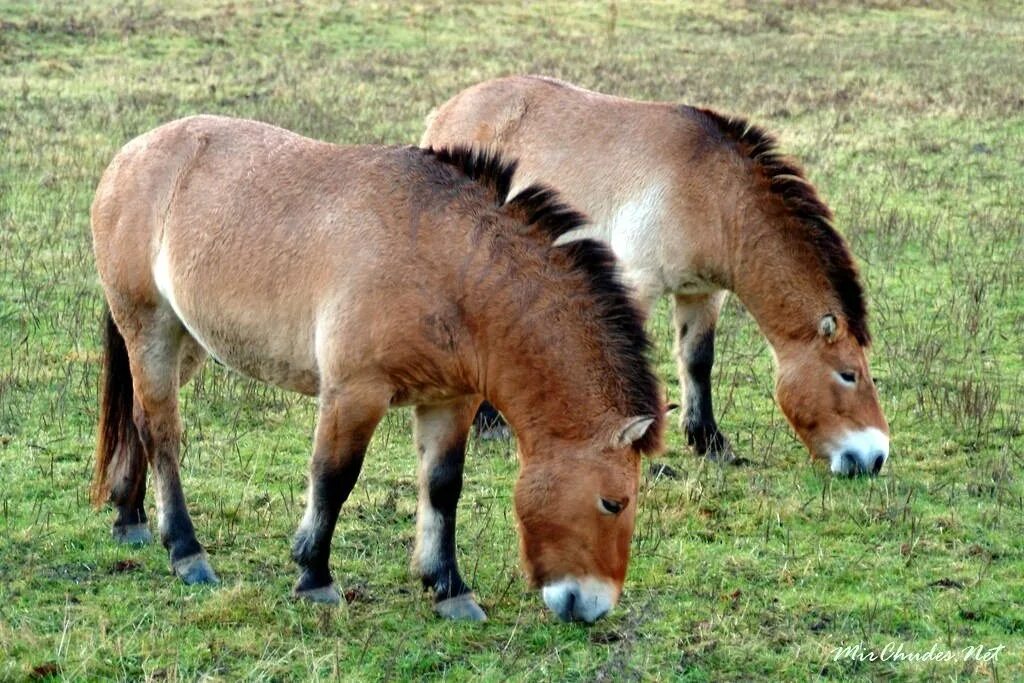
(1, 0, 1022, 680)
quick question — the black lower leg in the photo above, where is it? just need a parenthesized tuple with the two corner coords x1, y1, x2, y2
(684, 331, 728, 455)
(160, 486, 204, 564)
(109, 439, 150, 537)
(292, 451, 366, 592)
(113, 475, 148, 528)
(114, 503, 148, 527)
(422, 445, 470, 601)
(139, 422, 203, 563)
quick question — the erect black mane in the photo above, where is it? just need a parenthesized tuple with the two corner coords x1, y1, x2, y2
(688, 107, 871, 346)
(423, 146, 663, 452)
(424, 146, 590, 241)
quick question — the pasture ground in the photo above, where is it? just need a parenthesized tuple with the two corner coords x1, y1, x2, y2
(1, 1, 1022, 680)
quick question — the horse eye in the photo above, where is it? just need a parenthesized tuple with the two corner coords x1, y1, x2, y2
(598, 497, 625, 515)
(838, 371, 857, 385)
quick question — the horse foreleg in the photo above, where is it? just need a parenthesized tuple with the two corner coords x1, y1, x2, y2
(412, 397, 485, 621)
(673, 292, 732, 460)
(292, 391, 385, 604)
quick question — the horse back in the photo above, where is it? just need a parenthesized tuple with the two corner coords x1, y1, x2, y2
(422, 76, 737, 301)
(92, 116, 474, 398)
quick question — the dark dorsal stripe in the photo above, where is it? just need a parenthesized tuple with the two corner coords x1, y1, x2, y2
(687, 107, 871, 346)
(423, 146, 663, 452)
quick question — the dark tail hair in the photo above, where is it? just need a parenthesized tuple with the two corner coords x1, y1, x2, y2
(91, 310, 145, 507)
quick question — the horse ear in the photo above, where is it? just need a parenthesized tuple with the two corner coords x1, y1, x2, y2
(612, 415, 656, 449)
(818, 314, 838, 341)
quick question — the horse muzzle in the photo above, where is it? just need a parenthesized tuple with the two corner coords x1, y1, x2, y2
(541, 576, 618, 623)
(828, 427, 889, 476)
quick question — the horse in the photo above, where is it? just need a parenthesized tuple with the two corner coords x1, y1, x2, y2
(421, 75, 890, 476)
(89, 115, 665, 623)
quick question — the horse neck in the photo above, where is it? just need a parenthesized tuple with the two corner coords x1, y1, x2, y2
(463, 277, 622, 454)
(720, 198, 841, 354)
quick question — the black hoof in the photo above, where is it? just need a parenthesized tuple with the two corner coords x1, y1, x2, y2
(648, 462, 681, 479)
(687, 424, 736, 463)
(172, 552, 219, 585)
(112, 522, 153, 545)
(705, 445, 751, 467)
(435, 593, 487, 621)
(294, 583, 341, 605)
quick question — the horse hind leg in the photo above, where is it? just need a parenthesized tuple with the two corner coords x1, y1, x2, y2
(123, 308, 217, 584)
(673, 292, 733, 460)
(412, 397, 486, 621)
(111, 459, 151, 544)
(126, 334, 206, 541)
(178, 336, 207, 386)
(93, 311, 152, 544)
(93, 312, 209, 547)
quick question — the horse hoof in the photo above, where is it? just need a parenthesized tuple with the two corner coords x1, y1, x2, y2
(705, 444, 754, 467)
(435, 593, 487, 621)
(702, 437, 738, 464)
(112, 523, 152, 545)
(294, 583, 341, 605)
(706, 449, 737, 464)
(173, 552, 220, 585)
(648, 462, 680, 480)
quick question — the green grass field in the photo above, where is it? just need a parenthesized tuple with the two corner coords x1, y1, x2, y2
(1, 1, 1022, 680)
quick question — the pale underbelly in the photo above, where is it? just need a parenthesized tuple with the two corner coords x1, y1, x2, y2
(207, 339, 320, 396)
(153, 250, 320, 395)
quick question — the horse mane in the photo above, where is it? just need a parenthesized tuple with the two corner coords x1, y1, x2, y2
(688, 107, 871, 346)
(423, 146, 663, 452)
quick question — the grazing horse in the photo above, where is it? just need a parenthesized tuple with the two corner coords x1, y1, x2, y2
(422, 76, 890, 476)
(89, 115, 664, 623)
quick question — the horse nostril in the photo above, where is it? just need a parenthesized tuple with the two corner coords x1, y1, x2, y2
(842, 451, 859, 477)
(565, 589, 577, 620)
(871, 453, 885, 475)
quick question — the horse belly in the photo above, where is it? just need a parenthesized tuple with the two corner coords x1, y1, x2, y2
(153, 247, 321, 395)
(211, 331, 320, 396)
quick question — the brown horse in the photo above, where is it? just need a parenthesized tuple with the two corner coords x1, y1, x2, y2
(422, 76, 890, 476)
(89, 115, 664, 623)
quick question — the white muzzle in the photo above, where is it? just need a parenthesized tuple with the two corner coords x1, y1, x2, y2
(541, 576, 618, 623)
(829, 427, 890, 476)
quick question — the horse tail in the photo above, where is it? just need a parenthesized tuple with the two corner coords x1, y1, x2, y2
(91, 309, 144, 507)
